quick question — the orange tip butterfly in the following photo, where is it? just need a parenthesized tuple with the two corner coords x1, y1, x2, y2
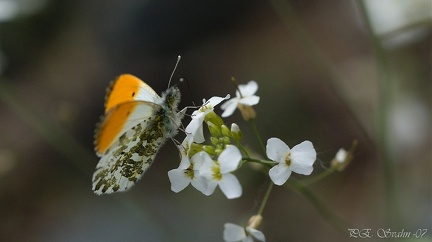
(92, 56, 184, 195)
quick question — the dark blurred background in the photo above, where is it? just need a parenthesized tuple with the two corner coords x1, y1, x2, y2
(0, 0, 430, 241)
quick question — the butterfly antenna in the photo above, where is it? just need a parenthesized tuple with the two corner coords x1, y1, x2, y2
(168, 55, 181, 88)
(179, 77, 196, 106)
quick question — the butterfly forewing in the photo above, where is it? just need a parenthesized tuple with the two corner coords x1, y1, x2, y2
(94, 101, 161, 156)
(105, 74, 159, 112)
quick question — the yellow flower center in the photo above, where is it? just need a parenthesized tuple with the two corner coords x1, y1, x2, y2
(185, 164, 194, 179)
(211, 163, 222, 181)
(284, 152, 291, 166)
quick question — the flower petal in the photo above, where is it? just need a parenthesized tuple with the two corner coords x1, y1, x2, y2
(203, 179, 218, 196)
(191, 175, 208, 194)
(238, 80, 258, 96)
(290, 162, 314, 175)
(178, 135, 194, 168)
(223, 223, 246, 241)
(269, 164, 291, 185)
(266, 138, 290, 162)
(246, 227, 266, 241)
(177, 157, 191, 170)
(238, 95, 260, 106)
(218, 145, 241, 173)
(167, 169, 190, 193)
(221, 98, 239, 117)
(185, 116, 205, 143)
(244, 237, 254, 242)
(291, 141, 316, 167)
(219, 173, 242, 199)
(207, 95, 230, 108)
(194, 151, 214, 177)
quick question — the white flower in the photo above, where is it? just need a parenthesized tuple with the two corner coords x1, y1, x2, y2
(186, 95, 229, 143)
(266, 138, 316, 185)
(199, 145, 242, 199)
(221, 81, 260, 118)
(167, 149, 208, 194)
(223, 223, 265, 242)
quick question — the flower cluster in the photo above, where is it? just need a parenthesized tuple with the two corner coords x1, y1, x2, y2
(166, 79, 351, 241)
(168, 95, 243, 199)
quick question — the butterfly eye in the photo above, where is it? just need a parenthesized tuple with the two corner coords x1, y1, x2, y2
(132, 92, 135, 97)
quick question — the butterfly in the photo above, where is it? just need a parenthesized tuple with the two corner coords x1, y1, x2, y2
(92, 73, 184, 195)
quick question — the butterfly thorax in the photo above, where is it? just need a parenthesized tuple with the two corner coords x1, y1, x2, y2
(158, 86, 183, 137)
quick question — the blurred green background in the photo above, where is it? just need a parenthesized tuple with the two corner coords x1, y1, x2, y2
(0, 0, 430, 241)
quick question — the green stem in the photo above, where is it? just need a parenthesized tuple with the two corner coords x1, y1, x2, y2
(249, 119, 266, 154)
(241, 156, 276, 167)
(257, 182, 274, 216)
(234, 140, 250, 157)
(356, 0, 397, 227)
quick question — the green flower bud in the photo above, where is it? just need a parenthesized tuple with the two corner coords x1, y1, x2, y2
(204, 111, 223, 127)
(207, 121, 222, 137)
(215, 148, 223, 156)
(203, 145, 216, 156)
(222, 137, 231, 144)
(230, 123, 243, 141)
(210, 137, 219, 146)
(189, 142, 203, 157)
(330, 140, 357, 172)
(221, 124, 231, 137)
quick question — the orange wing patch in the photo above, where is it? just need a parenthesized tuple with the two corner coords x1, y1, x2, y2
(95, 101, 159, 155)
(105, 74, 157, 112)
(95, 102, 139, 155)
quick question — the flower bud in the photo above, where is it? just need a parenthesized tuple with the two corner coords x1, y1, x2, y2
(207, 121, 222, 137)
(204, 110, 223, 127)
(247, 215, 263, 229)
(222, 137, 231, 144)
(189, 143, 203, 157)
(331, 148, 349, 171)
(203, 145, 216, 156)
(238, 104, 256, 121)
(331, 140, 357, 172)
(230, 123, 243, 141)
(221, 124, 231, 137)
(215, 148, 224, 156)
(210, 137, 219, 146)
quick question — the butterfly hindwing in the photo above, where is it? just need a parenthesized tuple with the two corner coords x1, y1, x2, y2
(93, 109, 169, 194)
